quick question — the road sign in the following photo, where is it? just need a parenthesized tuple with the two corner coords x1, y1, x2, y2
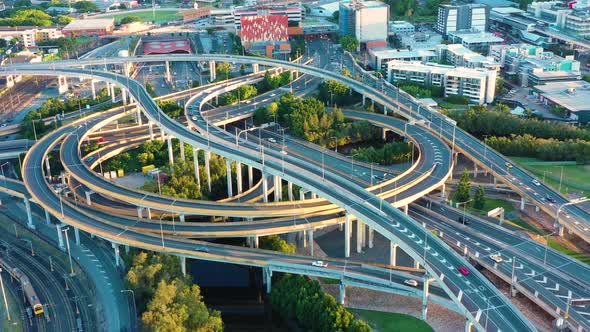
(487, 207, 505, 218)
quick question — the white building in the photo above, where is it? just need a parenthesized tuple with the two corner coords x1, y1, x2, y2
(436, 44, 500, 71)
(309, 0, 340, 17)
(436, 4, 489, 36)
(17, 28, 62, 48)
(389, 20, 415, 34)
(339, 0, 389, 47)
(368, 47, 436, 70)
(387, 60, 497, 104)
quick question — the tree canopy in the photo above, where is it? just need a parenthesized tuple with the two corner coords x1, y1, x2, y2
(454, 169, 471, 203)
(340, 35, 359, 52)
(121, 16, 142, 24)
(72, 1, 100, 12)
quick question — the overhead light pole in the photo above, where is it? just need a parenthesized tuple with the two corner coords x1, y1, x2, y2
(62, 227, 75, 276)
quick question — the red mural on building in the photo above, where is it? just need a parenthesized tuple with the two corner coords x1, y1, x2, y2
(240, 15, 288, 43)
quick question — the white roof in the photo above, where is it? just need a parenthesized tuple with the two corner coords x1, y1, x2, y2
(63, 18, 114, 31)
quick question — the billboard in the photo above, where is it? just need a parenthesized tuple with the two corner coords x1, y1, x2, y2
(240, 15, 288, 43)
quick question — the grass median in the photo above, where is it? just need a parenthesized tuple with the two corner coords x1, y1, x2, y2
(351, 309, 434, 332)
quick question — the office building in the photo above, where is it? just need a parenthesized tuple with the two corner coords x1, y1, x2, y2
(339, 0, 389, 48)
(436, 4, 488, 37)
(386, 60, 497, 104)
(532, 80, 590, 123)
(389, 20, 415, 34)
(368, 47, 436, 70)
(447, 30, 503, 54)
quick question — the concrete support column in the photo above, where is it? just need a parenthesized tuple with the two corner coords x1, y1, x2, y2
(56, 223, 65, 249)
(493, 177, 497, 188)
(180, 256, 186, 277)
(74, 227, 80, 245)
(252, 63, 259, 73)
(137, 207, 142, 219)
(106, 82, 111, 97)
(414, 260, 420, 269)
(262, 174, 268, 203)
(404, 205, 409, 215)
(148, 122, 154, 141)
(122, 89, 128, 105)
(179, 214, 185, 222)
(165, 60, 171, 82)
(383, 106, 387, 115)
(422, 277, 431, 320)
(247, 165, 253, 188)
(91, 80, 96, 100)
(44, 209, 51, 225)
(299, 188, 305, 200)
(264, 267, 272, 294)
(226, 159, 233, 198)
(356, 220, 363, 254)
(57, 75, 69, 94)
(110, 83, 116, 103)
(274, 176, 282, 202)
(85, 191, 93, 206)
(308, 229, 314, 256)
(113, 243, 120, 267)
(249, 236, 259, 248)
(368, 226, 374, 249)
(45, 158, 51, 179)
(124, 62, 131, 77)
(23, 198, 34, 229)
(362, 95, 366, 106)
(473, 162, 478, 177)
(287, 182, 293, 201)
(146, 208, 152, 220)
(137, 108, 143, 126)
(344, 213, 351, 258)
(167, 136, 174, 166)
(390, 243, 398, 266)
(179, 142, 185, 161)
(193, 147, 201, 188)
(236, 162, 243, 194)
(441, 184, 446, 199)
(520, 196, 525, 211)
(558, 225, 565, 237)
(205, 151, 212, 192)
(209, 60, 216, 81)
(339, 283, 346, 305)
(382, 128, 387, 141)
(465, 319, 473, 332)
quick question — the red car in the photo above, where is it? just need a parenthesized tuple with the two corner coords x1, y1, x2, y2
(458, 266, 470, 276)
(97, 137, 106, 143)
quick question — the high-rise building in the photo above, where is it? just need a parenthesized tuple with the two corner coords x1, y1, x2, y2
(339, 0, 389, 49)
(436, 4, 489, 37)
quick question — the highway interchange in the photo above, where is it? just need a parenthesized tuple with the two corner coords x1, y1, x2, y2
(0, 53, 588, 331)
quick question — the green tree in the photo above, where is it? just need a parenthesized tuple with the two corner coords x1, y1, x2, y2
(55, 15, 73, 25)
(349, 320, 372, 332)
(216, 62, 231, 80)
(495, 77, 507, 96)
(157, 100, 183, 118)
(0, 9, 53, 26)
(340, 35, 359, 52)
(120, 16, 142, 24)
(455, 169, 471, 203)
(259, 235, 295, 254)
(72, 1, 100, 12)
(473, 185, 485, 210)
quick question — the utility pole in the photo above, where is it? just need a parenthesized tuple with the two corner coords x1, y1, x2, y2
(0, 268, 10, 321)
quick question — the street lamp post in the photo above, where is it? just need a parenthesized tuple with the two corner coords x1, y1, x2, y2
(555, 197, 589, 236)
(62, 227, 75, 276)
(120, 289, 136, 331)
(0, 268, 10, 321)
(457, 199, 473, 225)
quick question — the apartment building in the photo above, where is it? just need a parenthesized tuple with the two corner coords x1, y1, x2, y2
(436, 4, 488, 37)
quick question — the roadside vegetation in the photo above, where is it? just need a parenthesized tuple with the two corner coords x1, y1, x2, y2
(124, 250, 223, 331)
(270, 274, 372, 332)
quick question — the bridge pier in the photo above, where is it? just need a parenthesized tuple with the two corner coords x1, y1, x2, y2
(112, 243, 120, 267)
(362, 95, 366, 106)
(263, 267, 272, 294)
(236, 162, 243, 194)
(56, 223, 65, 250)
(493, 177, 497, 188)
(44, 209, 51, 225)
(299, 188, 305, 201)
(344, 213, 351, 258)
(193, 147, 201, 189)
(23, 198, 35, 229)
(165, 61, 171, 82)
(414, 260, 420, 269)
(520, 196, 525, 211)
(440, 184, 446, 199)
(287, 182, 293, 201)
(247, 165, 253, 188)
(382, 128, 387, 141)
(356, 220, 363, 253)
(45, 158, 51, 179)
(148, 122, 155, 141)
(339, 283, 346, 305)
(91, 80, 96, 100)
(122, 89, 128, 105)
(124, 62, 131, 77)
(110, 83, 116, 103)
(137, 207, 143, 219)
(179, 141, 185, 161)
(422, 276, 431, 320)
(390, 242, 398, 266)
(209, 60, 216, 82)
(74, 227, 80, 245)
(252, 63, 259, 73)
(137, 109, 143, 126)
(205, 151, 211, 192)
(262, 174, 268, 203)
(179, 214, 185, 222)
(180, 256, 186, 277)
(274, 176, 282, 201)
(473, 162, 478, 177)
(146, 208, 152, 220)
(57, 75, 69, 94)
(558, 224, 565, 237)
(308, 229, 314, 256)
(403, 205, 408, 215)
(367, 226, 374, 248)
(464, 319, 473, 332)
(167, 136, 174, 166)
(226, 159, 233, 198)
(106, 82, 111, 97)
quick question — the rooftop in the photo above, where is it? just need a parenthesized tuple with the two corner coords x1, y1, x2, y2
(388, 60, 493, 78)
(369, 47, 436, 58)
(62, 18, 114, 31)
(534, 81, 590, 112)
(448, 31, 504, 44)
(491, 6, 524, 15)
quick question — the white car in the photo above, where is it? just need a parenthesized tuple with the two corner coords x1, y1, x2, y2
(311, 260, 328, 268)
(403, 279, 418, 287)
(268, 138, 277, 143)
(490, 254, 503, 263)
(191, 116, 198, 121)
(270, 93, 276, 97)
(532, 179, 541, 186)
